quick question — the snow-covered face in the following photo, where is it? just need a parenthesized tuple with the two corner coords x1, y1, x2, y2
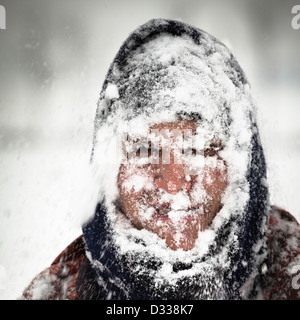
(118, 120, 228, 251)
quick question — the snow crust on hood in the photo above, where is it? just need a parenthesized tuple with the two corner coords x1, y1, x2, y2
(83, 19, 269, 299)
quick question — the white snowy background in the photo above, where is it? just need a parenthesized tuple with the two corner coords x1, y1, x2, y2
(0, 0, 299, 299)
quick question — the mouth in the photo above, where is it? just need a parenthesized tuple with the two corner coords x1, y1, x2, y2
(153, 202, 171, 216)
(151, 202, 202, 220)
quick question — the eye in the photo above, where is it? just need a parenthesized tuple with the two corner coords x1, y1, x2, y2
(135, 144, 150, 158)
(204, 147, 218, 157)
(183, 147, 197, 156)
(204, 142, 223, 157)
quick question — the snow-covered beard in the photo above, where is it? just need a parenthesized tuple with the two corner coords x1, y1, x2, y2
(82, 200, 240, 300)
(82, 19, 270, 300)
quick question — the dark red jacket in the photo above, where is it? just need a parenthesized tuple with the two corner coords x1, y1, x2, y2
(21, 206, 300, 300)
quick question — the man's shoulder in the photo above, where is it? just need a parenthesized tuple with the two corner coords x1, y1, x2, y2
(269, 205, 299, 227)
(264, 206, 300, 300)
(51, 235, 86, 266)
(21, 235, 86, 300)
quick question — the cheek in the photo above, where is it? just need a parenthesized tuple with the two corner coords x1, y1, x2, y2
(118, 170, 141, 209)
(202, 159, 228, 196)
(118, 171, 143, 229)
(118, 165, 155, 215)
(118, 165, 150, 194)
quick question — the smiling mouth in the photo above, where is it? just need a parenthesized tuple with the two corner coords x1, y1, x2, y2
(153, 203, 171, 216)
(152, 202, 202, 217)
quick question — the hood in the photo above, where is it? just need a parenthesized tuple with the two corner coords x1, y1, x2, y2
(82, 19, 269, 300)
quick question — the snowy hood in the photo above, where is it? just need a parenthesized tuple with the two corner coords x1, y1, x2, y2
(82, 19, 269, 299)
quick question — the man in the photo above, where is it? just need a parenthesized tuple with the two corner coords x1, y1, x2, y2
(21, 19, 300, 300)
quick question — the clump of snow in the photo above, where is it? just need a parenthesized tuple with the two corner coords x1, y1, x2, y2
(22, 271, 55, 300)
(122, 171, 154, 193)
(105, 83, 119, 100)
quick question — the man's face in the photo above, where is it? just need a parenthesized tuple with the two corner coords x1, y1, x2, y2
(117, 120, 228, 251)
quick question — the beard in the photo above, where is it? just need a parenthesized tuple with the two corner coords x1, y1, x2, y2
(121, 177, 221, 248)
(105, 196, 244, 300)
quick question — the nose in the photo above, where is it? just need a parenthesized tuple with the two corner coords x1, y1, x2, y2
(154, 163, 191, 194)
